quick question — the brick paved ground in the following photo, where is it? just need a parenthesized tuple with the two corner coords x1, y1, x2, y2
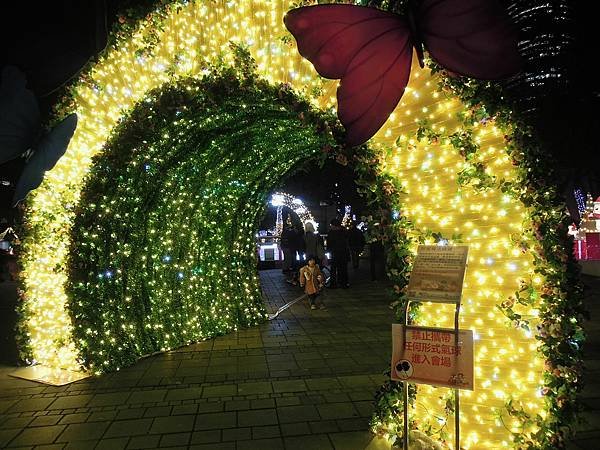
(1, 267, 599, 449)
(0, 265, 395, 450)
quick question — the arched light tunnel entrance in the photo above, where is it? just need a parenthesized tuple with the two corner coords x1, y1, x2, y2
(16, 1, 581, 447)
(67, 72, 343, 372)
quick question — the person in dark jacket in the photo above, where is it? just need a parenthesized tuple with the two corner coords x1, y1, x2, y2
(280, 221, 294, 274)
(326, 218, 350, 288)
(286, 223, 305, 286)
(369, 238, 385, 281)
(348, 221, 366, 269)
(303, 221, 325, 266)
(368, 216, 388, 282)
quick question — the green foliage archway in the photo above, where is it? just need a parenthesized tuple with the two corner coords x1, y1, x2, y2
(67, 53, 342, 372)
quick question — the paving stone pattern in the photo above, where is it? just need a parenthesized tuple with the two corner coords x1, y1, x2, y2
(3, 268, 599, 449)
(0, 265, 395, 449)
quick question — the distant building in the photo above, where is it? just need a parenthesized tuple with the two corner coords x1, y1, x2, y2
(503, 0, 574, 115)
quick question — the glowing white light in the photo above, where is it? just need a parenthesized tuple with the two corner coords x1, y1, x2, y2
(271, 194, 284, 206)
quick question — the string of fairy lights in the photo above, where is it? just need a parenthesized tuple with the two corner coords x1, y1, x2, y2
(18, 0, 563, 448)
(375, 115, 545, 447)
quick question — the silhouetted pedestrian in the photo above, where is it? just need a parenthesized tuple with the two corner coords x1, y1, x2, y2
(303, 222, 326, 266)
(348, 221, 365, 269)
(326, 218, 350, 288)
(369, 238, 385, 281)
(280, 220, 294, 274)
(286, 223, 305, 286)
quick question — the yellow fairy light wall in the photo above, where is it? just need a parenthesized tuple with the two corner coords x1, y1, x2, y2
(372, 66, 545, 448)
(19, 0, 545, 447)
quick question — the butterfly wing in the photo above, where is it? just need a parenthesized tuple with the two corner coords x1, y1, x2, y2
(0, 66, 41, 165)
(285, 4, 412, 146)
(418, 0, 522, 79)
(13, 113, 77, 205)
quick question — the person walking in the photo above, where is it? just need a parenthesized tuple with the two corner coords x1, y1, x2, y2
(303, 221, 325, 266)
(369, 237, 385, 281)
(299, 255, 325, 310)
(348, 221, 366, 269)
(286, 223, 305, 286)
(326, 218, 350, 288)
(366, 215, 388, 282)
(280, 221, 294, 274)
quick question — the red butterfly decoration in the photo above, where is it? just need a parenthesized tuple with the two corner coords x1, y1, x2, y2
(284, 1, 522, 146)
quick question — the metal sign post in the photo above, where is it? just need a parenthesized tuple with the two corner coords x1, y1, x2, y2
(400, 298, 462, 450)
(395, 245, 470, 450)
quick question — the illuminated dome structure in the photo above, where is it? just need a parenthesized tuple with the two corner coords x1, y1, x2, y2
(17, 1, 582, 448)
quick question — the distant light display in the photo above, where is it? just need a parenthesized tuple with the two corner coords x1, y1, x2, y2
(574, 188, 586, 214)
(271, 192, 318, 235)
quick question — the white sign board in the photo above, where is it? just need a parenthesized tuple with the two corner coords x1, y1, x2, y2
(406, 245, 469, 303)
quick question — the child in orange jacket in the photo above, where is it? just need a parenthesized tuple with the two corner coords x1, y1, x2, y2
(299, 255, 325, 310)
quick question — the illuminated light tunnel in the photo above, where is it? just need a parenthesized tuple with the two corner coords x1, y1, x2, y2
(67, 70, 336, 372)
(17, 1, 581, 448)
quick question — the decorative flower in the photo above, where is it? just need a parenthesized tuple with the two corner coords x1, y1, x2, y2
(501, 297, 514, 309)
(541, 387, 551, 396)
(382, 181, 395, 196)
(335, 153, 348, 166)
(556, 395, 569, 408)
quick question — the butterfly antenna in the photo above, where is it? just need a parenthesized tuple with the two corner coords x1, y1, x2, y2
(406, 0, 425, 68)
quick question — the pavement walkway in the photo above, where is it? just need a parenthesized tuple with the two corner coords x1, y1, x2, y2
(1, 267, 599, 449)
(0, 265, 395, 450)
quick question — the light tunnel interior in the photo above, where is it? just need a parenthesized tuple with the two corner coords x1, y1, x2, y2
(66, 74, 338, 372)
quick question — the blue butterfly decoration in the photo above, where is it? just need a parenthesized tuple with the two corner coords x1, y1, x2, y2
(0, 66, 77, 205)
